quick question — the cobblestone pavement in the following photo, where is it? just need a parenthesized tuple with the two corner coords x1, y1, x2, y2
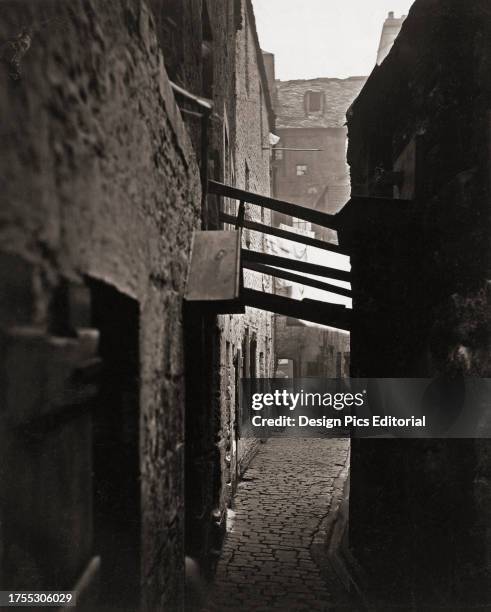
(204, 437, 350, 612)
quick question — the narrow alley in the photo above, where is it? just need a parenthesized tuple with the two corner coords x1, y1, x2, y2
(205, 438, 350, 611)
(1, 1, 490, 610)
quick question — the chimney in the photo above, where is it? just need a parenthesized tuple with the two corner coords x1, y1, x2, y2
(376, 12, 406, 65)
(262, 51, 276, 105)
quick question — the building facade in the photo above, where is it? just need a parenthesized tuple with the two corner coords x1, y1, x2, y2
(219, 0, 275, 486)
(0, 1, 274, 610)
(269, 75, 364, 377)
(185, 0, 275, 578)
(273, 76, 365, 235)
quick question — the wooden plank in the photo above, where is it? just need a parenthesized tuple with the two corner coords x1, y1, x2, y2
(242, 249, 351, 283)
(209, 180, 339, 230)
(185, 230, 241, 302)
(236, 200, 245, 229)
(241, 288, 351, 331)
(243, 261, 352, 298)
(219, 212, 349, 255)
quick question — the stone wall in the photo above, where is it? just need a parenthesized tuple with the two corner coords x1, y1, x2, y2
(1, 0, 276, 604)
(217, 0, 274, 507)
(343, 0, 491, 606)
(275, 317, 349, 378)
(182, 0, 276, 582)
(272, 77, 366, 239)
(0, 1, 203, 609)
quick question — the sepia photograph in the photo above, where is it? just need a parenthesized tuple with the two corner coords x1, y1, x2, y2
(0, 0, 490, 610)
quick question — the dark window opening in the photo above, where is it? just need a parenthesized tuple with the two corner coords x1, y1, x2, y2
(305, 91, 323, 113)
(250, 335, 257, 381)
(336, 351, 343, 378)
(90, 280, 141, 611)
(240, 329, 254, 432)
(233, 0, 243, 30)
(233, 350, 241, 486)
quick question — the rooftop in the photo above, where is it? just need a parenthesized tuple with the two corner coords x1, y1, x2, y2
(274, 76, 367, 129)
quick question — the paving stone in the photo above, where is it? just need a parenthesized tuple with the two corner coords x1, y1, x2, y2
(202, 437, 349, 611)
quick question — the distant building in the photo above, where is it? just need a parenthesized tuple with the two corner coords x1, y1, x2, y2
(269, 76, 364, 378)
(272, 76, 366, 241)
(376, 11, 406, 65)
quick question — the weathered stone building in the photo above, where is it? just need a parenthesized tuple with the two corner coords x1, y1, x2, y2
(275, 317, 349, 378)
(0, 1, 274, 610)
(339, 0, 491, 606)
(218, 0, 275, 485)
(269, 74, 363, 378)
(185, 0, 275, 579)
(272, 75, 365, 236)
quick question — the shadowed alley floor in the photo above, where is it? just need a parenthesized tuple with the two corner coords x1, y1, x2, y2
(204, 437, 350, 611)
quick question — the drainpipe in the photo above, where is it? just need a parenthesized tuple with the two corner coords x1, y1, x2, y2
(170, 81, 213, 220)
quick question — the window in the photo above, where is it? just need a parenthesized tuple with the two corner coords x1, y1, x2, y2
(296, 164, 308, 176)
(305, 91, 323, 113)
(274, 148, 284, 161)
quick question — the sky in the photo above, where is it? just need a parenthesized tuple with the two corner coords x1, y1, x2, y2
(252, 0, 415, 80)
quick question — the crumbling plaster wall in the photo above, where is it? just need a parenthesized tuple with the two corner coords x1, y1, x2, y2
(0, 1, 202, 609)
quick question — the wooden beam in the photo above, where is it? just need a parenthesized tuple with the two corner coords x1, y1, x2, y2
(219, 212, 349, 255)
(209, 180, 339, 230)
(236, 200, 245, 230)
(242, 288, 351, 331)
(243, 261, 352, 298)
(242, 249, 351, 283)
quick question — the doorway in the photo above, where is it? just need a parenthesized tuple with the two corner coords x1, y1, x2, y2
(90, 280, 141, 611)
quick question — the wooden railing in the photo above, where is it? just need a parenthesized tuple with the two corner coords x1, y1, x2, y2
(208, 180, 351, 302)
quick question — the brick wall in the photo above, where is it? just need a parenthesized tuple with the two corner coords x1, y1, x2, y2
(0, 1, 203, 609)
